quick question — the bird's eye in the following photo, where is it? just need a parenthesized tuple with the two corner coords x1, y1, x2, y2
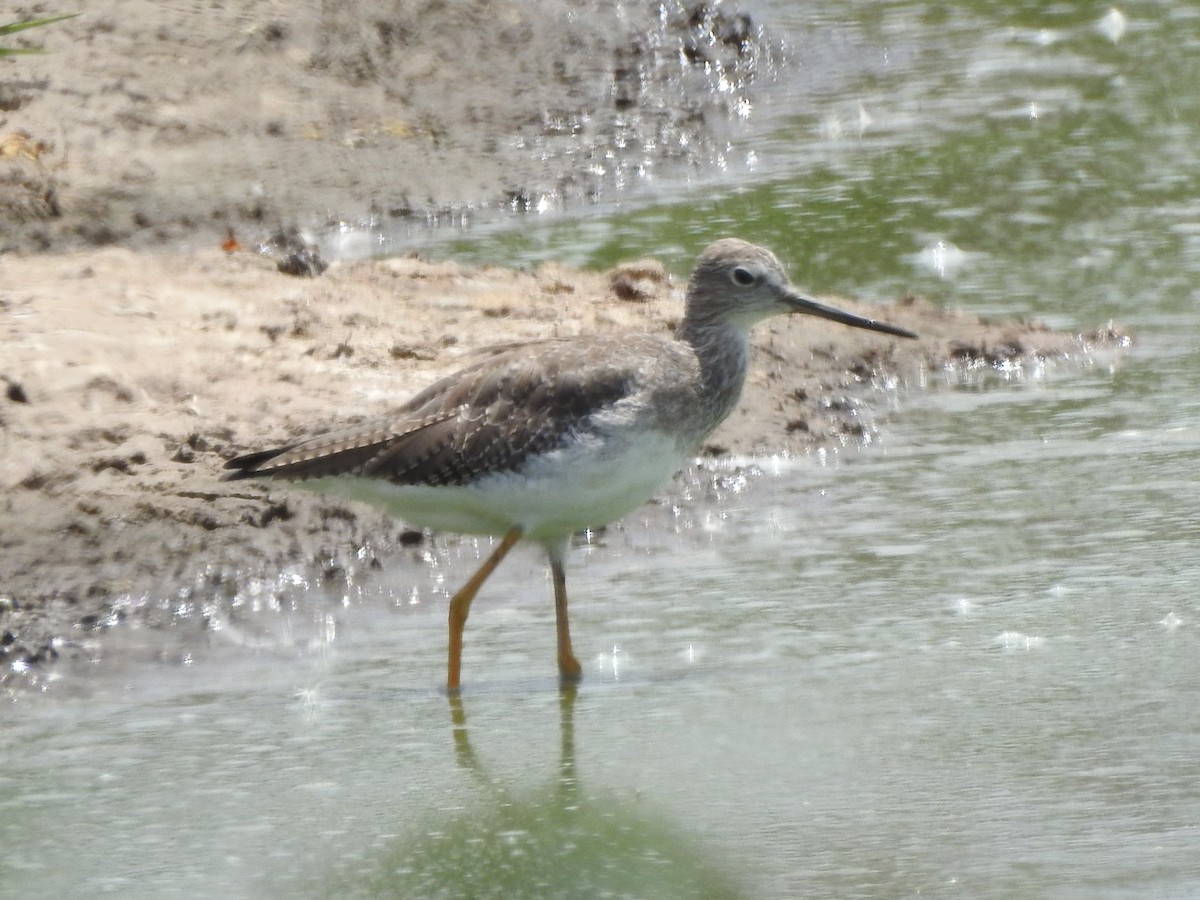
(731, 266, 756, 287)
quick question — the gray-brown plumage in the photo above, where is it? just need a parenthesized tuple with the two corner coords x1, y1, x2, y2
(224, 238, 916, 691)
(225, 338, 641, 487)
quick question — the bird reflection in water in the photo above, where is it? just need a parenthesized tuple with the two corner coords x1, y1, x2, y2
(320, 689, 745, 897)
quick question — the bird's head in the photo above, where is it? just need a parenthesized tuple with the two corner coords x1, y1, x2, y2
(685, 238, 917, 339)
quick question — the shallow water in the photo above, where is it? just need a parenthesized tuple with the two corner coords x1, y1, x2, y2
(6, 2, 1200, 897)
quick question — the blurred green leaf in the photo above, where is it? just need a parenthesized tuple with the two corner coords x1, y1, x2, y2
(0, 13, 79, 56)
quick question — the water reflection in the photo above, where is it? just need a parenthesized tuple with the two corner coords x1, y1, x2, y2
(322, 689, 744, 899)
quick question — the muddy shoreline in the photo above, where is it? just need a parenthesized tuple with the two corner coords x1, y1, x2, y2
(2, 0, 774, 254)
(1, 2, 1127, 687)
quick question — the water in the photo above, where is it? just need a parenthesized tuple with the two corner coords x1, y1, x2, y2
(6, 2, 1200, 897)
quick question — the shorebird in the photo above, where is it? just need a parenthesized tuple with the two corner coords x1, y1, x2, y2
(224, 239, 916, 691)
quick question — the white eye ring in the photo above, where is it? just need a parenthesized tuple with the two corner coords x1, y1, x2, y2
(731, 266, 756, 287)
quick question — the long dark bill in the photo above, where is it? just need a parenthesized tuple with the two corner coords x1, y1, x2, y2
(784, 290, 917, 340)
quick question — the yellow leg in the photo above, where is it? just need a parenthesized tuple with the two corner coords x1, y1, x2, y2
(550, 553, 583, 685)
(447, 527, 522, 693)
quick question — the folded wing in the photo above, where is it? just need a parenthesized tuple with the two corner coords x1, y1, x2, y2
(223, 340, 639, 487)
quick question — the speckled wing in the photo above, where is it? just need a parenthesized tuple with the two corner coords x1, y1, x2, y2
(223, 339, 639, 487)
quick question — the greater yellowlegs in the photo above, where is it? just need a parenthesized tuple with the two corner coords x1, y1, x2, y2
(224, 239, 916, 690)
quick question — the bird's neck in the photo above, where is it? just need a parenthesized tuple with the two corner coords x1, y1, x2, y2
(676, 317, 752, 425)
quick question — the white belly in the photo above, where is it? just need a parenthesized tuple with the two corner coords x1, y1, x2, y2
(304, 429, 687, 543)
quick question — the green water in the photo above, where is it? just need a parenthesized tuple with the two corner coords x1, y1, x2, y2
(445, 1, 1199, 331)
(5, 3, 1200, 897)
